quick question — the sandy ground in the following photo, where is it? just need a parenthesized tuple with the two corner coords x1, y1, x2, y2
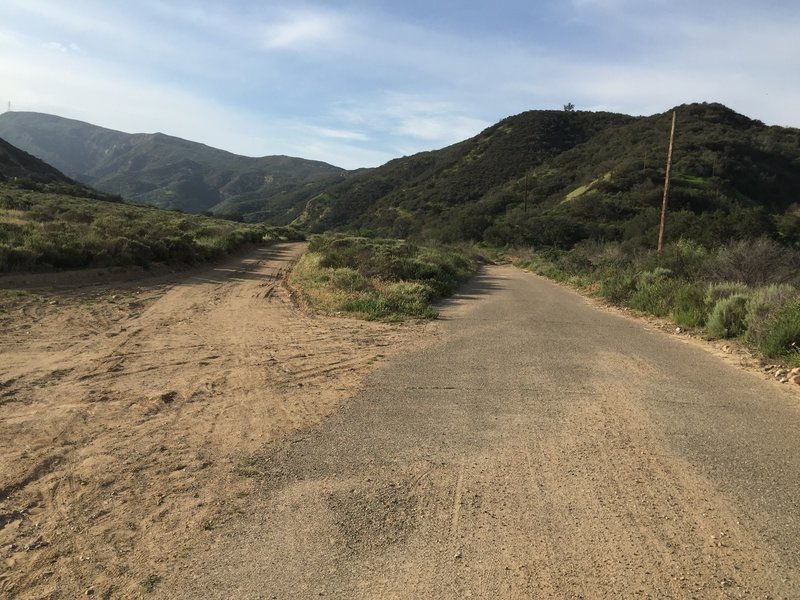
(0, 243, 429, 599)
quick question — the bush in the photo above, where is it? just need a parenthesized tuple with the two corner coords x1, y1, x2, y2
(758, 300, 800, 361)
(629, 269, 675, 316)
(707, 294, 749, 339)
(670, 282, 708, 328)
(0, 183, 268, 273)
(329, 268, 372, 293)
(745, 284, 798, 345)
(291, 234, 478, 321)
(704, 237, 800, 286)
(598, 267, 637, 303)
(705, 281, 750, 305)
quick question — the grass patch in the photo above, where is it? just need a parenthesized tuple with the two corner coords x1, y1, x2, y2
(290, 234, 479, 321)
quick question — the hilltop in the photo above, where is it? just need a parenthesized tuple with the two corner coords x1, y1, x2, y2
(295, 103, 800, 250)
(0, 112, 345, 221)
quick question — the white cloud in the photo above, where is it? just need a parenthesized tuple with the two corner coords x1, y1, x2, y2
(261, 9, 350, 51)
(306, 126, 369, 142)
(42, 41, 81, 54)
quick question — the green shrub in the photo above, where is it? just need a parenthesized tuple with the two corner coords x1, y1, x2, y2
(598, 267, 637, 303)
(745, 284, 798, 345)
(670, 283, 708, 328)
(651, 239, 709, 279)
(629, 270, 675, 316)
(329, 268, 373, 293)
(705, 281, 749, 305)
(0, 183, 268, 273)
(707, 294, 749, 339)
(704, 237, 800, 286)
(758, 300, 800, 361)
(292, 234, 478, 322)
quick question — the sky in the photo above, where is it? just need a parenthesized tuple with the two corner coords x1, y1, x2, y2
(1, 0, 799, 169)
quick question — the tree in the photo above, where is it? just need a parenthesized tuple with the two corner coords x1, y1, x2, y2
(563, 103, 575, 112)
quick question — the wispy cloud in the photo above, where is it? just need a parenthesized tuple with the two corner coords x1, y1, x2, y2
(261, 9, 350, 51)
(306, 126, 369, 142)
(42, 41, 81, 53)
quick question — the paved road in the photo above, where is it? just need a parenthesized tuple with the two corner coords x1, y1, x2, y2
(168, 265, 800, 599)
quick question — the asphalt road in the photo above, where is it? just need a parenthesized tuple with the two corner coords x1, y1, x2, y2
(166, 265, 800, 599)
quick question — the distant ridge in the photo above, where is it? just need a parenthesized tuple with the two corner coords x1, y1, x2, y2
(0, 112, 345, 222)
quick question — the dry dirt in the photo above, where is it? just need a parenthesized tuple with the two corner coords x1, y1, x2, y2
(0, 243, 429, 598)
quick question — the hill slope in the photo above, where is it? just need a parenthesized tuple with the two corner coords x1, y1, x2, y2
(295, 109, 633, 237)
(0, 112, 345, 221)
(0, 135, 76, 185)
(295, 103, 800, 249)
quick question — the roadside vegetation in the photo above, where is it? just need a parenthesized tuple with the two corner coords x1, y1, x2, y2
(0, 183, 302, 273)
(289, 234, 479, 321)
(513, 237, 800, 365)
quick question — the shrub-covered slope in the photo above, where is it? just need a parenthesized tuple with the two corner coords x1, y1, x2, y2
(0, 137, 288, 273)
(0, 112, 345, 221)
(0, 169, 293, 274)
(295, 103, 800, 250)
(295, 110, 633, 236)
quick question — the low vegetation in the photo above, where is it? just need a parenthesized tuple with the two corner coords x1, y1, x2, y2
(514, 237, 800, 365)
(289, 234, 479, 321)
(0, 183, 301, 273)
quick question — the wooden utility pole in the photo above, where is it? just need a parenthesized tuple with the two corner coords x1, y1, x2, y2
(657, 110, 677, 254)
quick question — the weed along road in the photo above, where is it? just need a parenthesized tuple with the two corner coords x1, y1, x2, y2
(164, 264, 800, 599)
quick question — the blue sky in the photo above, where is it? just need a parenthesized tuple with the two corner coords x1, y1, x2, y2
(2, 1, 799, 169)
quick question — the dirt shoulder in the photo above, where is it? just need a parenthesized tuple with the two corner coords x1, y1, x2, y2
(0, 243, 431, 599)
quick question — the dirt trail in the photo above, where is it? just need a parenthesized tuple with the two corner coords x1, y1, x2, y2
(0, 243, 428, 598)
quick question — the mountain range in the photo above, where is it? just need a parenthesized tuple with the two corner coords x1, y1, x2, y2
(0, 111, 345, 222)
(2, 103, 799, 250)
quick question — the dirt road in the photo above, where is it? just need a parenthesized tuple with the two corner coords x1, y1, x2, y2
(0, 243, 428, 598)
(160, 266, 800, 599)
(2, 253, 799, 598)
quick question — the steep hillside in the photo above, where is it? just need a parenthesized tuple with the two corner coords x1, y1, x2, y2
(0, 112, 345, 221)
(295, 109, 633, 236)
(0, 136, 75, 185)
(296, 103, 800, 249)
(482, 103, 800, 248)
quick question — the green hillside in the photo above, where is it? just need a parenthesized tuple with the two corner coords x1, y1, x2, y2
(0, 137, 290, 274)
(294, 103, 800, 250)
(295, 109, 633, 237)
(0, 112, 345, 221)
